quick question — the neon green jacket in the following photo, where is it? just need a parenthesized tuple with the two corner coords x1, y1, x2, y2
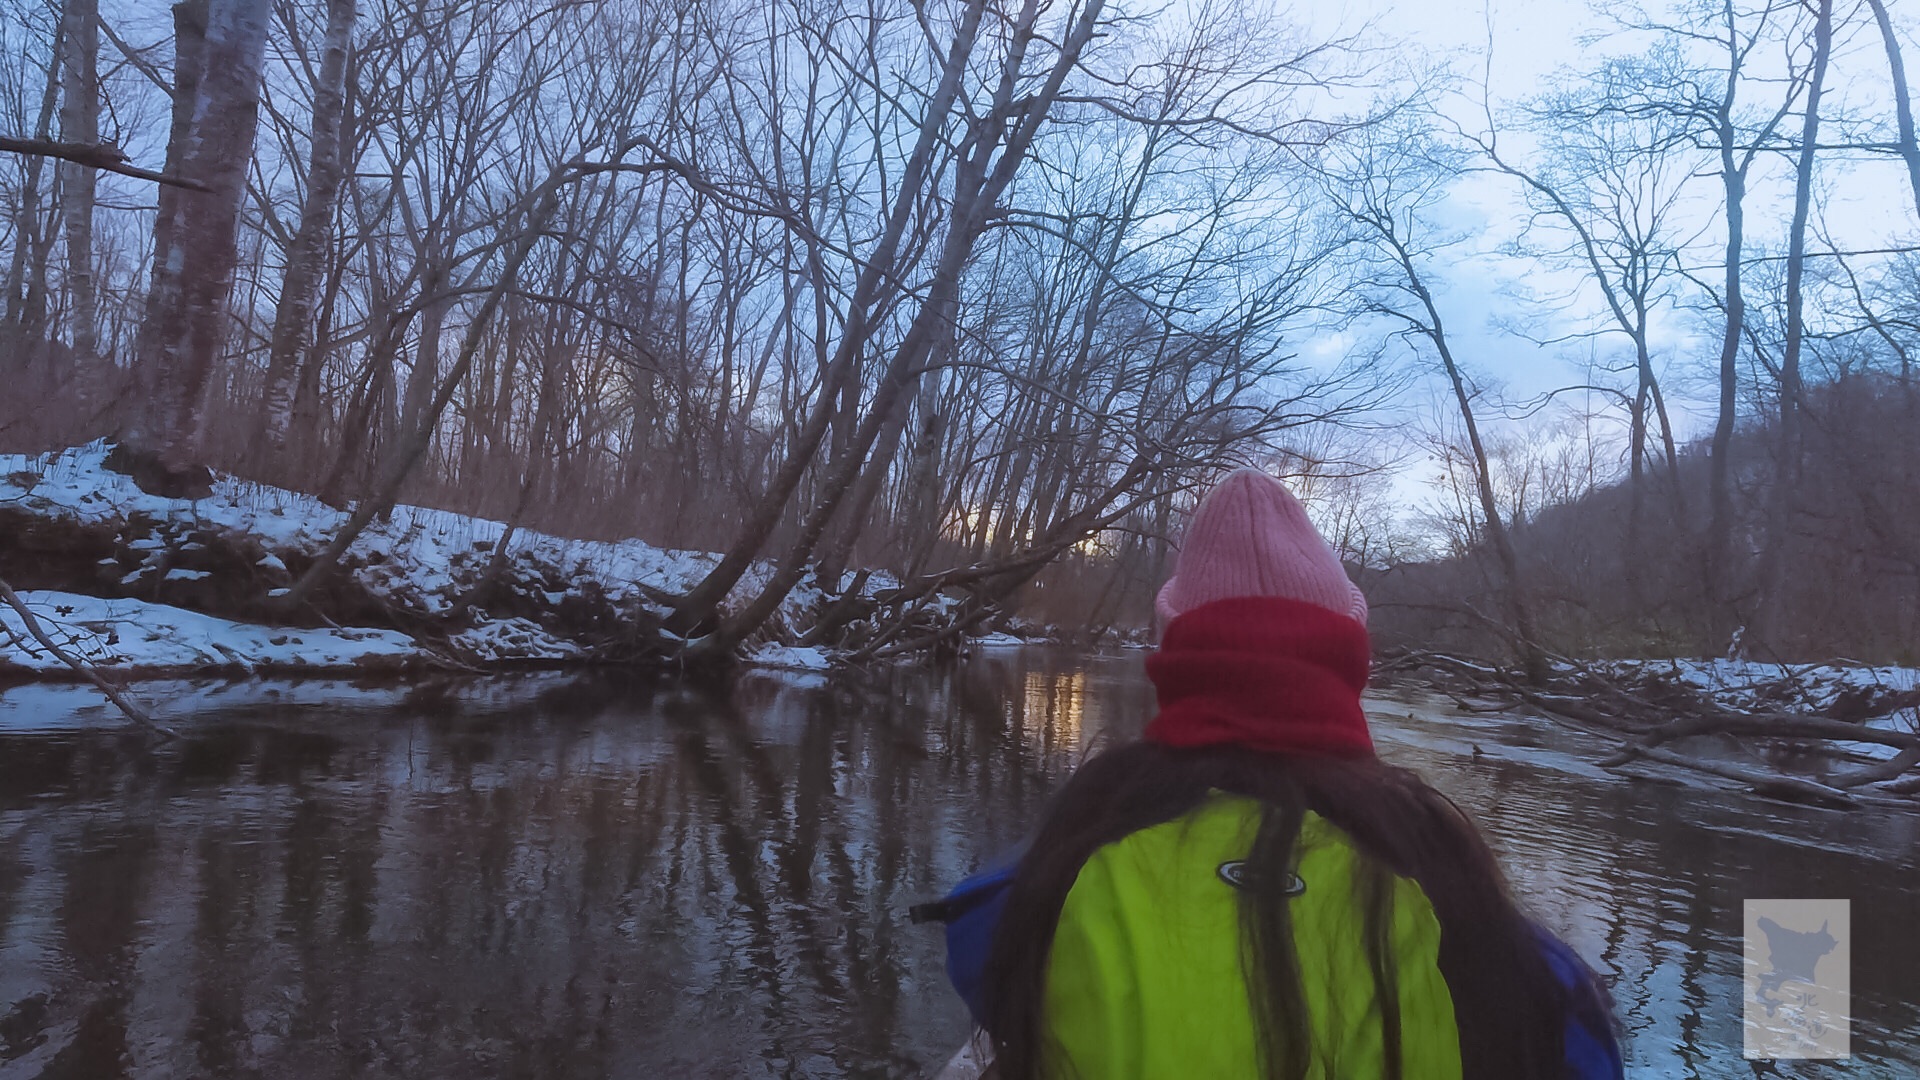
(1040, 794, 1464, 1078)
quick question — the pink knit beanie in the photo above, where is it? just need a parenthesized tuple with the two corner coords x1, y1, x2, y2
(1155, 469, 1368, 631)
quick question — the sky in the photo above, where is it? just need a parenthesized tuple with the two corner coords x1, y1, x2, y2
(1270, 0, 1920, 524)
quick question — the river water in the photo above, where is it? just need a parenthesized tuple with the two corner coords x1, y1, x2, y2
(0, 649, 1915, 1078)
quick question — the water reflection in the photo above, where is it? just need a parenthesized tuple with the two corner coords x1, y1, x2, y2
(1369, 703, 1920, 1079)
(0, 653, 1914, 1078)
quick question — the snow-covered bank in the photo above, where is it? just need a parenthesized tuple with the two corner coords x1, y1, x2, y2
(0, 590, 422, 675)
(1380, 649, 1920, 807)
(1587, 658, 1920, 763)
(1586, 657, 1920, 718)
(0, 671, 584, 733)
(4, 441, 718, 614)
(0, 443, 888, 679)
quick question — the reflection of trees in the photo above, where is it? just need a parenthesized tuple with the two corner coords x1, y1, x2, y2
(1386, 730, 1920, 1074)
(0, 665, 1094, 1077)
(7, 670, 1914, 1074)
(45, 823, 155, 1078)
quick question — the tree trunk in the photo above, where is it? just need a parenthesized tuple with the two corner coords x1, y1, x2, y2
(59, 0, 99, 375)
(4, 24, 63, 365)
(709, 0, 1111, 649)
(900, 367, 947, 575)
(400, 266, 450, 443)
(812, 389, 915, 591)
(1436, 321, 1548, 683)
(125, 0, 272, 481)
(1707, 106, 1747, 644)
(1621, 313, 1656, 608)
(1755, 0, 1832, 655)
(258, 0, 357, 461)
(1866, 0, 1920, 214)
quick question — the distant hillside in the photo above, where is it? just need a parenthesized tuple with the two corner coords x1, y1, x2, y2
(1363, 374, 1920, 665)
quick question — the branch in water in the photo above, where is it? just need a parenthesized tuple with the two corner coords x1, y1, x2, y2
(0, 578, 178, 739)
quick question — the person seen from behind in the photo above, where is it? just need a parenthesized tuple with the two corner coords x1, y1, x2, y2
(923, 469, 1623, 1079)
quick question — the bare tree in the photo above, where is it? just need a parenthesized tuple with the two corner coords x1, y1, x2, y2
(58, 0, 98, 371)
(1471, 55, 1696, 614)
(121, 0, 274, 488)
(2, 12, 62, 368)
(660, 0, 1003, 640)
(1753, 0, 1834, 654)
(1691, 0, 1804, 640)
(255, 0, 358, 464)
(1327, 121, 1550, 682)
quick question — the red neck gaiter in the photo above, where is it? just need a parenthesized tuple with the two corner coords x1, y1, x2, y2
(1144, 596, 1374, 758)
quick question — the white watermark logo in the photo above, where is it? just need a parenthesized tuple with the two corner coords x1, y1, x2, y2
(1744, 899, 1850, 1060)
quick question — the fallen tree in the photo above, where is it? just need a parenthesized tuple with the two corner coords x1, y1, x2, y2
(1375, 649, 1920, 809)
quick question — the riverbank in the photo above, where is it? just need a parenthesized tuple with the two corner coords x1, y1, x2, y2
(6, 445, 1915, 808)
(2, 443, 962, 680)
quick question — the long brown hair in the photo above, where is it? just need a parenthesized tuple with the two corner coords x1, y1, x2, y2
(980, 740, 1595, 1080)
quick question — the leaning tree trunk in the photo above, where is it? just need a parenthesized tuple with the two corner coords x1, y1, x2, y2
(1866, 0, 1920, 215)
(662, 0, 991, 637)
(1377, 215, 1550, 684)
(711, 0, 1112, 650)
(257, 0, 357, 463)
(278, 176, 565, 610)
(1436, 319, 1548, 684)
(124, 0, 272, 486)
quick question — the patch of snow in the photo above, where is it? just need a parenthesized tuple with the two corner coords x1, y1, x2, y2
(0, 672, 582, 733)
(447, 617, 583, 662)
(740, 666, 829, 691)
(1865, 714, 1919, 735)
(1831, 740, 1903, 762)
(971, 632, 1027, 649)
(0, 590, 420, 674)
(163, 568, 210, 582)
(747, 643, 835, 672)
(1595, 657, 1920, 718)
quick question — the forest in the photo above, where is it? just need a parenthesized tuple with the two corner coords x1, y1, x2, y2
(5, 3, 1920, 1074)
(0, 0, 1917, 670)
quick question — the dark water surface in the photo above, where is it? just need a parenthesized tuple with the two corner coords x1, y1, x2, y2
(0, 651, 1916, 1078)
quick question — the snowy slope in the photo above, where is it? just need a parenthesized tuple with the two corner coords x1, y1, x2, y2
(1, 590, 421, 674)
(0, 443, 870, 675)
(1, 442, 723, 617)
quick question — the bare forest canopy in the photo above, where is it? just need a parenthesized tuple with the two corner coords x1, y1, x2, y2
(1, 0, 1917, 667)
